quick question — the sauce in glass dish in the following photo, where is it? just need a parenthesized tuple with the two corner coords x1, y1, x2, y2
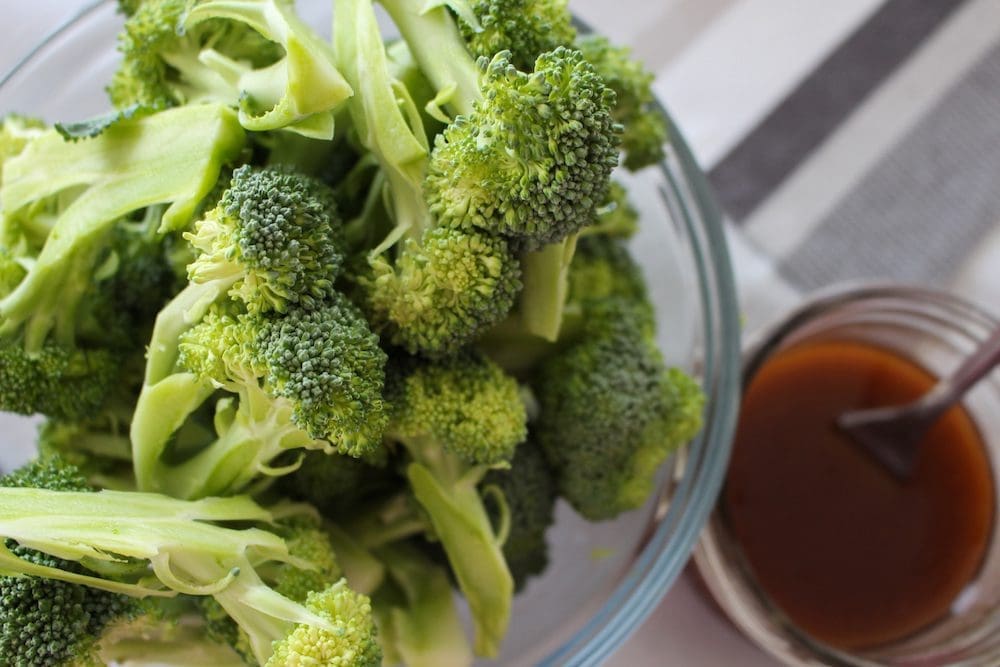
(723, 339, 995, 650)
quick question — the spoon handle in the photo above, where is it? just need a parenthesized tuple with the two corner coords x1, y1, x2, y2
(931, 325, 1000, 414)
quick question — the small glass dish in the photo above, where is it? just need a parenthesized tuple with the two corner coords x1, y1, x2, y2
(0, 2, 742, 664)
(696, 283, 1000, 667)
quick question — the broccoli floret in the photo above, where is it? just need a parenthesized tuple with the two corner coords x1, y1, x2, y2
(385, 349, 524, 656)
(577, 35, 668, 171)
(110, 0, 351, 138)
(533, 301, 704, 520)
(482, 435, 557, 591)
(422, 47, 620, 248)
(0, 469, 380, 667)
(365, 226, 522, 356)
(279, 450, 400, 517)
(455, 0, 576, 71)
(137, 164, 344, 387)
(0, 344, 120, 422)
(132, 293, 388, 498)
(334, 0, 523, 357)
(0, 104, 245, 354)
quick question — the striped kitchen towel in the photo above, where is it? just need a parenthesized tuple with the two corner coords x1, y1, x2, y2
(594, 0, 1000, 333)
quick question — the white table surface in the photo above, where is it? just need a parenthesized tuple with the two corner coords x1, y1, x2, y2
(1, 1, 784, 665)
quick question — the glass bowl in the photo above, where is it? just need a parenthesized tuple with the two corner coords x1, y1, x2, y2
(0, 3, 741, 665)
(696, 284, 1000, 667)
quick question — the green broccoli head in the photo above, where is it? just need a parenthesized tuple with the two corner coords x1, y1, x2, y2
(482, 435, 557, 590)
(0, 459, 138, 667)
(585, 180, 639, 239)
(426, 47, 621, 249)
(0, 343, 120, 420)
(252, 293, 389, 454)
(457, 0, 577, 70)
(564, 234, 654, 336)
(534, 302, 704, 520)
(365, 226, 522, 357)
(577, 35, 667, 171)
(186, 164, 345, 315)
(266, 580, 382, 667)
(388, 349, 527, 466)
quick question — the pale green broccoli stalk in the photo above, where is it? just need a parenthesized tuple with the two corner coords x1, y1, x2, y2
(0, 113, 47, 184)
(533, 300, 704, 520)
(132, 294, 388, 498)
(183, 0, 354, 138)
(0, 458, 141, 667)
(482, 434, 557, 591)
(110, 0, 352, 139)
(0, 104, 245, 353)
(0, 463, 380, 666)
(372, 542, 474, 667)
(455, 0, 576, 71)
(335, 0, 523, 357)
(577, 35, 668, 171)
(385, 349, 524, 656)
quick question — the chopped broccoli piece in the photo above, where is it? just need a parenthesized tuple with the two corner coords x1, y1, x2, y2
(0, 104, 245, 353)
(385, 349, 524, 656)
(533, 301, 704, 520)
(0, 464, 380, 667)
(133, 293, 388, 498)
(110, 0, 352, 138)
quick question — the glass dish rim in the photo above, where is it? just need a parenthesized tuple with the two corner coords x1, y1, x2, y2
(0, 4, 743, 664)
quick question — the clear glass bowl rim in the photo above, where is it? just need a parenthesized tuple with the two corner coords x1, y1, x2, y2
(0, 4, 743, 665)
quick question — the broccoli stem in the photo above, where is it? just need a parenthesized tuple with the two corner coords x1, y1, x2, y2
(518, 234, 579, 341)
(154, 386, 323, 500)
(377, 0, 482, 117)
(130, 372, 215, 494)
(334, 0, 431, 248)
(406, 460, 512, 657)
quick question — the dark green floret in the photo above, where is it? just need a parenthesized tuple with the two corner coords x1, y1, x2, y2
(533, 301, 704, 520)
(482, 435, 557, 591)
(577, 34, 668, 171)
(133, 293, 388, 498)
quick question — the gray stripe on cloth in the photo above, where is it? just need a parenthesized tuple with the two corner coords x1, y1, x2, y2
(708, 0, 968, 222)
(777, 40, 1000, 291)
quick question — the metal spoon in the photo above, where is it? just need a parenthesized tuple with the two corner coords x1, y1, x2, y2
(837, 325, 1000, 479)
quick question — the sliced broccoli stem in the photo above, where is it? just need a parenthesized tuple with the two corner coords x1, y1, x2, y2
(518, 233, 579, 341)
(373, 542, 474, 667)
(156, 385, 324, 500)
(334, 0, 432, 247)
(130, 372, 216, 494)
(378, 0, 483, 117)
(406, 460, 512, 657)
